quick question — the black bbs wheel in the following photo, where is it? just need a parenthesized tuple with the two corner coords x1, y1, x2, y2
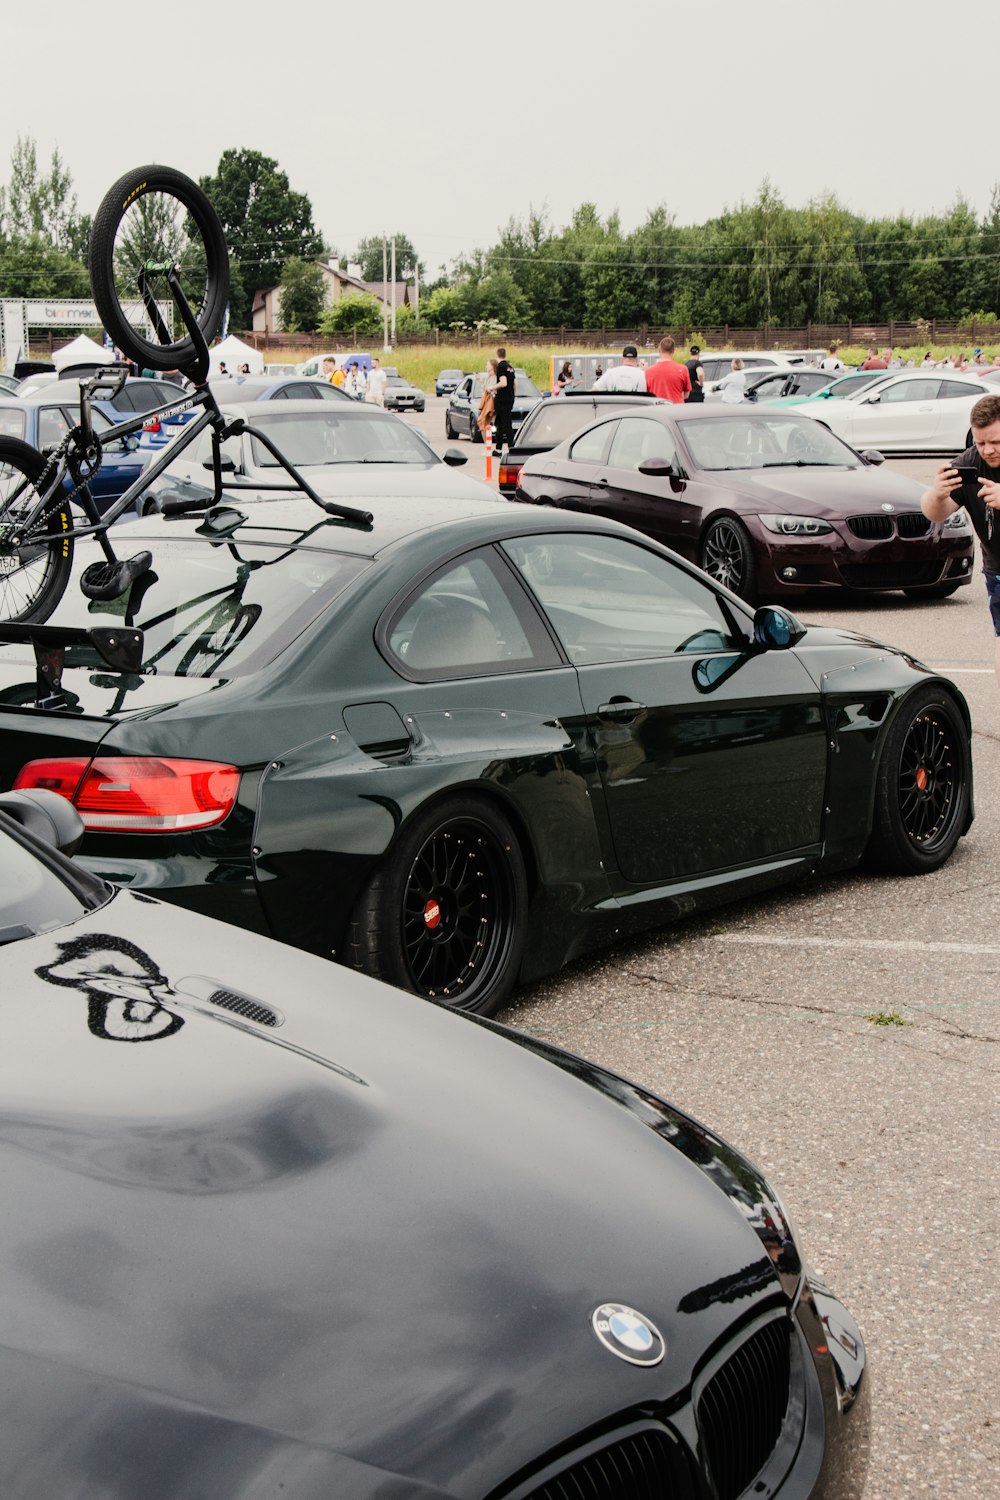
(347, 796, 528, 1017)
(866, 686, 970, 874)
(700, 515, 757, 601)
(0, 438, 74, 623)
(89, 165, 229, 373)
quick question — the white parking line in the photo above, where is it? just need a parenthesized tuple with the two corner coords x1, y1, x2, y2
(717, 934, 1000, 955)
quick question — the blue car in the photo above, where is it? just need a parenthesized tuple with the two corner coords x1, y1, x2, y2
(435, 366, 464, 397)
(0, 389, 145, 516)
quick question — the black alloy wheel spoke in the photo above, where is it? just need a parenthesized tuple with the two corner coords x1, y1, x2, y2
(897, 712, 956, 851)
(400, 823, 512, 1004)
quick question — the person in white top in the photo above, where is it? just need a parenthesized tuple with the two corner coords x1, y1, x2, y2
(718, 357, 746, 403)
(353, 364, 368, 401)
(819, 344, 844, 372)
(592, 345, 648, 393)
(365, 357, 387, 406)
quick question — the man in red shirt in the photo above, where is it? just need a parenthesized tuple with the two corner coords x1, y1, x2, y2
(644, 336, 691, 402)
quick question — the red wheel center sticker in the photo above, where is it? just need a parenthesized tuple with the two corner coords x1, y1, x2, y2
(423, 898, 441, 930)
(915, 766, 929, 791)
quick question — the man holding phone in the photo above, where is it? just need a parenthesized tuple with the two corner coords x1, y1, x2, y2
(921, 393, 1000, 687)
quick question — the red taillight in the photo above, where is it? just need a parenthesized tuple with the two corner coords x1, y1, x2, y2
(14, 756, 239, 832)
(498, 461, 522, 489)
(143, 419, 162, 433)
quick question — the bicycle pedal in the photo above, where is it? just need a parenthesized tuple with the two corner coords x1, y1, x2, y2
(80, 551, 154, 601)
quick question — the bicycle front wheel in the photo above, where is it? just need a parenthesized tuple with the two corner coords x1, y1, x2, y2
(89, 165, 230, 373)
(0, 439, 74, 623)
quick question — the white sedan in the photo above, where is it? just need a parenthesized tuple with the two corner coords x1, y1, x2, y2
(797, 370, 992, 453)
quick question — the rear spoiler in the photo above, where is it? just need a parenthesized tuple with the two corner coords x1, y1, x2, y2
(0, 624, 144, 709)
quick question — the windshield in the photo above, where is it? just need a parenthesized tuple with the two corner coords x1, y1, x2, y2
(37, 538, 368, 679)
(247, 411, 434, 468)
(679, 413, 861, 470)
(0, 818, 109, 942)
(515, 377, 540, 398)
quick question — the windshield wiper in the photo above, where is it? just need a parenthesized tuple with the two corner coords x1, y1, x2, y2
(761, 460, 846, 468)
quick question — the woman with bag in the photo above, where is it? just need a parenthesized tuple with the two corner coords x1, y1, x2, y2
(477, 358, 498, 441)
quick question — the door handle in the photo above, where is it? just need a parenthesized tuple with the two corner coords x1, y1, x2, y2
(596, 476, 609, 486)
(597, 697, 645, 722)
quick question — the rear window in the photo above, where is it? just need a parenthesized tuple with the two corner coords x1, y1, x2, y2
(246, 411, 433, 467)
(44, 540, 368, 679)
(516, 400, 619, 448)
(0, 407, 26, 439)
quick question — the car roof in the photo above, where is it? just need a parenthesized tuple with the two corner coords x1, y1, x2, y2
(212, 399, 417, 421)
(103, 491, 622, 563)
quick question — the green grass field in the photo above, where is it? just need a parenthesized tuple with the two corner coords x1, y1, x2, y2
(292, 342, 1000, 393)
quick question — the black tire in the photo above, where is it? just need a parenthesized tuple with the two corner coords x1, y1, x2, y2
(700, 515, 758, 601)
(903, 581, 961, 601)
(89, 165, 229, 373)
(445, 413, 456, 439)
(866, 686, 970, 874)
(0, 438, 74, 623)
(470, 421, 483, 444)
(346, 795, 528, 1017)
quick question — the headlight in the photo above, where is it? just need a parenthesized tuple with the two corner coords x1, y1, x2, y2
(944, 508, 972, 531)
(759, 514, 834, 536)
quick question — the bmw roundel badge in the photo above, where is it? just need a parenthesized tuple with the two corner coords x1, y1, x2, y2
(591, 1303, 665, 1367)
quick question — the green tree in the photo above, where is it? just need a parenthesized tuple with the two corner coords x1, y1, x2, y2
(353, 233, 423, 282)
(0, 136, 90, 262)
(279, 257, 326, 332)
(200, 149, 324, 328)
(319, 292, 383, 337)
(0, 237, 90, 298)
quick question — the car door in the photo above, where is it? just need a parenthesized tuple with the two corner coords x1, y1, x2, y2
(501, 531, 827, 888)
(936, 378, 989, 447)
(451, 378, 476, 436)
(849, 376, 943, 448)
(588, 415, 694, 550)
(537, 418, 619, 509)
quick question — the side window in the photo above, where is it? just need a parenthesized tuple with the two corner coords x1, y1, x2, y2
(569, 420, 618, 466)
(270, 386, 293, 399)
(606, 417, 677, 471)
(502, 534, 741, 664)
(940, 380, 985, 400)
(880, 379, 940, 403)
(0, 408, 25, 438)
(38, 407, 72, 448)
(384, 549, 559, 679)
(458, 379, 472, 398)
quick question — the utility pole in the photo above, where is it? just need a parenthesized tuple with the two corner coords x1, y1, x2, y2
(414, 258, 419, 322)
(391, 237, 397, 344)
(382, 234, 390, 352)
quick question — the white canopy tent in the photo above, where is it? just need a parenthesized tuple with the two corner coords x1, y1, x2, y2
(52, 335, 116, 372)
(208, 335, 265, 377)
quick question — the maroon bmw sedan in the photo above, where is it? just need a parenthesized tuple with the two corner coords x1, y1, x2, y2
(515, 404, 974, 602)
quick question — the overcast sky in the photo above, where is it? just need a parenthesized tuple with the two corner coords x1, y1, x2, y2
(5, 1, 994, 279)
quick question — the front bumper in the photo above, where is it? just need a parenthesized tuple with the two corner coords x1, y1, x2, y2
(746, 515, 974, 595)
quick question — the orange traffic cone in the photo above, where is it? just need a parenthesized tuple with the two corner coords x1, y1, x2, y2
(485, 425, 493, 481)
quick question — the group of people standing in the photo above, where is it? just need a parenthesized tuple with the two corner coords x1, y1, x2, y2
(476, 347, 518, 447)
(321, 356, 388, 405)
(586, 337, 716, 403)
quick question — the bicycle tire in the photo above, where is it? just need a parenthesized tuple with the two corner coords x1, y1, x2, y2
(0, 438, 74, 623)
(89, 165, 229, 373)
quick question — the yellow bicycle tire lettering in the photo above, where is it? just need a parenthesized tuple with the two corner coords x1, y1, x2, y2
(121, 181, 148, 210)
(60, 510, 70, 558)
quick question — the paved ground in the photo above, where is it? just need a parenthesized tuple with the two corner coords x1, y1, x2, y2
(408, 401, 998, 1497)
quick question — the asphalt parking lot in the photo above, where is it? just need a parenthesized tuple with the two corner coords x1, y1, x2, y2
(408, 397, 998, 1498)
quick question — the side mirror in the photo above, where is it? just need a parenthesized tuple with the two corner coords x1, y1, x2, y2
(442, 447, 467, 467)
(746, 388, 758, 403)
(753, 605, 806, 650)
(202, 455, 237, 473)
(0, 788, 84, 856)
(123, 433, 140, 453)
(637, 456, 678, 478)
(864, 392, 881, 404)
(859, 449, 885, 466)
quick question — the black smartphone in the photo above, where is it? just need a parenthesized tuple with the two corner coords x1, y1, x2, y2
(953, 464, 980, 496)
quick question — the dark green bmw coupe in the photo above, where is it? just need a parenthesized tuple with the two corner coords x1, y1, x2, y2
(0, 491, 973, 1015)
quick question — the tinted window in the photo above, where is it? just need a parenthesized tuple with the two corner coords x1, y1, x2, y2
(792, 372, 832, 394)
(606, 417, 677, 470)
(940, 380, 987, 399)
(519, 400, 621, 448)
(749, 374, 790, 400)
(247, 411, 433, 467)
(502, 533, 739, 664)
(569, 420, 617, 465)
(46, 540, 368, 678)
(879, 378, 940, 403)
(386, 550, 558, 679)
(0, 822, 109, 939)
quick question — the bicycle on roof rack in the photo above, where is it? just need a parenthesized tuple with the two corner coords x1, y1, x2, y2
(0, 164, 372, 626)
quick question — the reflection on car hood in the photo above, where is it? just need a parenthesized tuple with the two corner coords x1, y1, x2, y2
(705, 464, 928, 516)
(161, 462, 497, 505)
(3, 892, 786, 1497)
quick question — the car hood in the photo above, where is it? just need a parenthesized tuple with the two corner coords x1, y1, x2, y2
(3, 892, 794, 1498)
(160, 461, 497, 504)
(699, 463, 927, 516)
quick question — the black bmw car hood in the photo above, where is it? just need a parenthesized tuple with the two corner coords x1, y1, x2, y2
(702, 462, 927, 516)
(3, 893, 792, 1498)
